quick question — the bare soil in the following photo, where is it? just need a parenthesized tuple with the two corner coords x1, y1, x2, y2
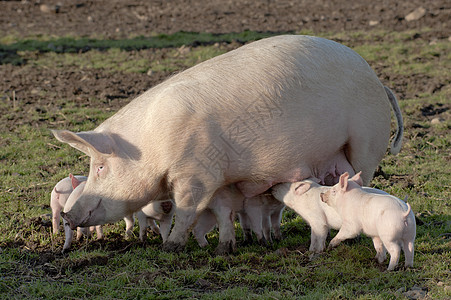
(1, 0, 449, 37)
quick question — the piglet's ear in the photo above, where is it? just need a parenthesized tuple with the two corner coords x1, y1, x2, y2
(339, 172, 349, 191)
(69, 174, 82, 189)
(294, 182, 311, 195)
(350, 171, 363, 186)
(52, 130, 115, 157)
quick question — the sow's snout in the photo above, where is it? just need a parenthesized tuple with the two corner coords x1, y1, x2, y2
(60, 211, 76, 230)
(61, 209, 94, 230)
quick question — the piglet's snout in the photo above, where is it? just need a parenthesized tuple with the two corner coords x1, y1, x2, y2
(61, 212, 77, 230)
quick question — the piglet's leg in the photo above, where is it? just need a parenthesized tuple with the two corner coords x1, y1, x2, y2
(385, 241, 401, 271)
(403, 240, 415, 268)
(372, 237, 387, 264)
(77, 227, 87, 240)
(310, 223, 329, 254)
(192, 209, 216, 247)
(261, 214, 272, 245)
(124, 214, 135, 238)
(148, 220, 160, 235)
(328, 224, 359, 249)
(95, 225, 103, 240)
(158, 216, 173, 243)
(270, 208, 284, 241)
(246, 209, 265, 245)
(212, 204, 237, 255)
(237, 213, 253, 244)
(52, 206, 62, 234)
(136, 211, 148, 241)
(51, 190, 62, 234)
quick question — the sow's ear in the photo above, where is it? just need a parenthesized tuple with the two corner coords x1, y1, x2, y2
(51, 130, 115, 157)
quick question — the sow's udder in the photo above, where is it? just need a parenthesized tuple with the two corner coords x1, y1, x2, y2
(236, 152, 354, 197)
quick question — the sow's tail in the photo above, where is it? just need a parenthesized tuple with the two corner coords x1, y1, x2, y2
(384, 86, 404, 155)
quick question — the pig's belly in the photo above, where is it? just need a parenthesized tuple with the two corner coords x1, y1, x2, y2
(236, 167, 306, 198)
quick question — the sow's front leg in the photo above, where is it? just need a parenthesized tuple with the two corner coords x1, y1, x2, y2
(163, 178, 215, 252)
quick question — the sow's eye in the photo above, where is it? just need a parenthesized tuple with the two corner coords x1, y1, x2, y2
(96, 165, 105, 176)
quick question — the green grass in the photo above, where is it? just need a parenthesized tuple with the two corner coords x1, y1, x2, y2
(0, 31, 281, 51)
(0, 31, 281, 66)
(353, 37, 449, 78)
(0, 29, 450, 299)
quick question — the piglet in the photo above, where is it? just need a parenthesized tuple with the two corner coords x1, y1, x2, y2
(192, 185, 284, 248)
(51, 174, 87, 234)
(272, 178, 389, 258)
(320, 172, 416, 271)
(238, 194, 285, 245)
(51, 174, 103, 252)
(124, 199, 175, 242)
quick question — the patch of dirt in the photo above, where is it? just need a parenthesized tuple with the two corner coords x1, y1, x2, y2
(0, 63, 169, 130)
(1, 0, 449, 38)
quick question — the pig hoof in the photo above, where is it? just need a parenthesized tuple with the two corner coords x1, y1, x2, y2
(258, 237, 268, 247)
(241, 238, 252, 246)
(273, 235, 282, 242)
(308, 252, 322, 261)
(162, 241, 184, 252)
(215, 241, 235, 255)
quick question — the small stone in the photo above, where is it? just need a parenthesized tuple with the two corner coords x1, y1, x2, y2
(405, 7, 426, 22)
(87, 16, 93, 22)
(431, 117, 444, 125)
(275, 247, 289, 257)
(196, 278, 211, 288)
(369, 20, 379, 26)
(146, 69, 154, 76)
(40, 4, 60, 14)
(30, 88, 40, 95)
(40, 4, 51, 13)
(177, 45, 190, 55)
(403, 286, 427, 299)
(437, 281, 444, 287)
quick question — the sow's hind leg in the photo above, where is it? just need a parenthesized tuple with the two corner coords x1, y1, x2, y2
(346, 98, 391, 186)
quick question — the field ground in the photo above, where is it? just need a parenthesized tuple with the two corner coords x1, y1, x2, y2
(0, 1, 450, 299)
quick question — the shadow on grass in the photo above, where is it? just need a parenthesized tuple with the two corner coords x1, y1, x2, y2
(0, 31, 290, 65)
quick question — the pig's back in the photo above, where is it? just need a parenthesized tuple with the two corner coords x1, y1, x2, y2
(97, 35, 390, 181)
(100, 35, 385, 133)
